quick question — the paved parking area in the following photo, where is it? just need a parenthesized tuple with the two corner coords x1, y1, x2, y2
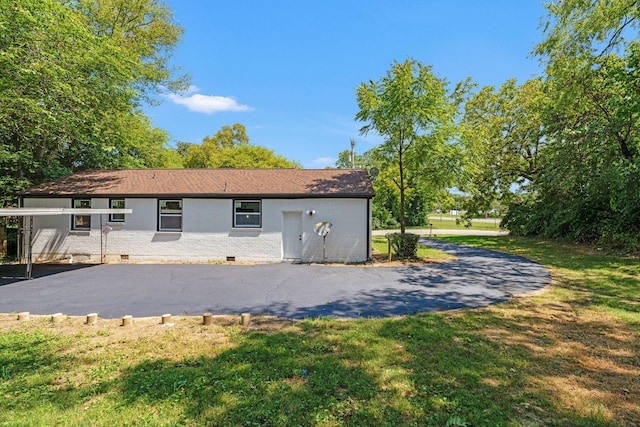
(0, 239, 550, 319)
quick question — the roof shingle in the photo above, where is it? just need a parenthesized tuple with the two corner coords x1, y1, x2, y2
(20, 169, 375, 198)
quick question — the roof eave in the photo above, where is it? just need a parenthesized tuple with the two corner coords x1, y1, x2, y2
(20, 192, 375, 199)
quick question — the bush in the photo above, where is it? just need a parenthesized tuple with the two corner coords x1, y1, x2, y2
(597, 232, 640, 254)
(372, 205, 400, 230)
(386, 233, 420, 260)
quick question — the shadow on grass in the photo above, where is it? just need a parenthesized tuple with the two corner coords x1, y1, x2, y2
(378, 311, 639, 426)
(439, 235, 640, 316)
(111, 319, 566, 426)
(0, 329, 71, 380)
(1, 236, 637, 425)
(1, 310, 637, 426)
(118, 331, 390, 426)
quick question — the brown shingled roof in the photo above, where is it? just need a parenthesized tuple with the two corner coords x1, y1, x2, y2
(20, 169, 375, 198)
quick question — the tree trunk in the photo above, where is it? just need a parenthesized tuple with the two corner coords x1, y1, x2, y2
(398, 133, 406, 235)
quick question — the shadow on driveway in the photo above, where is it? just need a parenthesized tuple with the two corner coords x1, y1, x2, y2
(0, 240, 551, 319)
(0, 263, 97, 286)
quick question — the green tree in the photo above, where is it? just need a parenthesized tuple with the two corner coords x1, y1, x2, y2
(0, 0, 186, 208)
(181, 124, 300, 169)
(503, 0, 640, 248)
(334, 149, 370, 169)
(355, 59, 457, 234)
(333, 146, 452, 229)
(203, 123, 250, 149)
(536, 0, 640, 165)
(0, 0, 124, 202)
(458, 78, 545, 219)
(72, 0, 188, 98)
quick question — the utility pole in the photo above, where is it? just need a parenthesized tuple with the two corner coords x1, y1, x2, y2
(350, 139, 356, 169)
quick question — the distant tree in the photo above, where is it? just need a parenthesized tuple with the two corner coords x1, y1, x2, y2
(458, 78, 545, 220)
(181, 124, 300, 169)
(334, 149, 370, 169)
(502, 0, 640, 247)
(355, 59, 458, 234)
(204, 124, 250, 149)
(175, 142, 194, 159)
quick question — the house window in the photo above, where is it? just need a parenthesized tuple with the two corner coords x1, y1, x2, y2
(158, 199, 182, 231)
(109, 199, 125, 222)
(234, 200, 261, 228)
(72, 199, 91, 230)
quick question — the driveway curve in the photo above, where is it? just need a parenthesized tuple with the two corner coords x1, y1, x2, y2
(0, 239, 550, 319)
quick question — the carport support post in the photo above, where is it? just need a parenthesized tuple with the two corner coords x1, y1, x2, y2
(100, 214, 104, 263)
(25, 216, 33, 280)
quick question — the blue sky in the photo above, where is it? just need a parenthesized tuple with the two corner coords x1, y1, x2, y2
(146, 0, 547, 168)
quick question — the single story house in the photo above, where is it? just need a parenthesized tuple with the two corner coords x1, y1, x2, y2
(19, 168, 374, 263)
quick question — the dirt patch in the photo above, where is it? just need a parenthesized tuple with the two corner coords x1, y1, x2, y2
(479, 293, 640, 426)
(366, 251, 457, 267)
(0, 313, 298, 336)
(0, 312, 302, 369)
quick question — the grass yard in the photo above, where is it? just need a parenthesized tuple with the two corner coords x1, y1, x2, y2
(422, 217, 503, 231)
(1, 236, 638, 426)
(371, 236, 456, 263)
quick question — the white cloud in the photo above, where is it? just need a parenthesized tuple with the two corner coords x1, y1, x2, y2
(167, 89, 253, 114)
(310, 157, 337, 168)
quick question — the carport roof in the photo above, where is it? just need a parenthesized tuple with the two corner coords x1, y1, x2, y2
(20, 168, 375, 199)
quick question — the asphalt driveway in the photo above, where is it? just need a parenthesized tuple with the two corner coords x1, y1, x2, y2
(0, 239, 550, 319)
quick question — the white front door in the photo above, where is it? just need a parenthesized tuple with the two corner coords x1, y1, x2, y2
(282, 211, 302, 260)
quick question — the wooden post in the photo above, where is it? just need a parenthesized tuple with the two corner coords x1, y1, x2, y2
(161, 314, 172, 325)
(86, 313, 98, 325)
(17, 312, 30, 321)
(121, 315, 133, 327)
(202, 313, 213, 326)
(241, 313, 251, 327)
(51, 313, 64, 323)
(388, 238, 392, 262)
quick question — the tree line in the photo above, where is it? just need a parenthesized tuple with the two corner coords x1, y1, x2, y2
(1, 0, 185, 207)
(2, 0, 638, 251)
(0, 0, 297, 212)
(347, 1, 640, 251)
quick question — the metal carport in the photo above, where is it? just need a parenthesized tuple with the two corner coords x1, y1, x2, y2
(0, 208, 132, 279)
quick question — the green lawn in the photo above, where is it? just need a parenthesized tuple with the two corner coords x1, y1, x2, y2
(1, 236, 638, 426)
(371, 236, 456, 262)
(423, 217, 503, 231)
(375, 216, 504, 233)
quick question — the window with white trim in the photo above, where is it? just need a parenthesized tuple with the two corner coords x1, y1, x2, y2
(158, 199, 182, 231)
(72, 199, 91, 230)
(234, 200, 261, 228)
(109, 198, 125, 222)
